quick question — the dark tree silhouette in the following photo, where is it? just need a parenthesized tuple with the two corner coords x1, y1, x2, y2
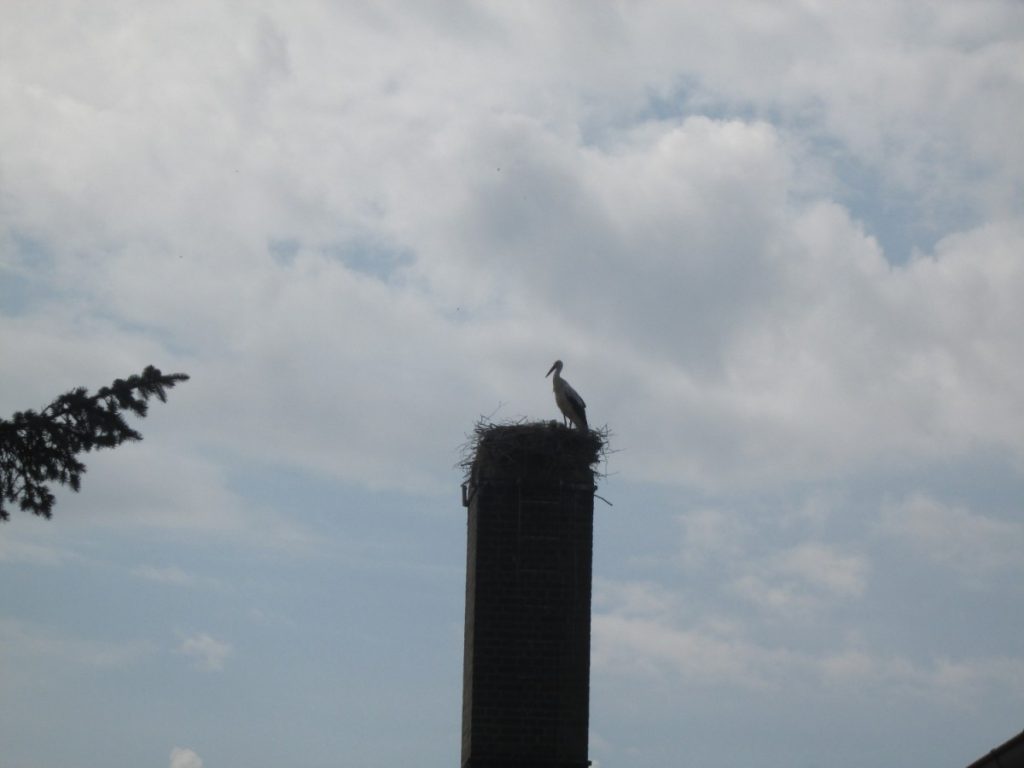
(0, 366, 189, 521)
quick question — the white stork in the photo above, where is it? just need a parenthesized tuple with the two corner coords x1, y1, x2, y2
(546, 360, 588, 430)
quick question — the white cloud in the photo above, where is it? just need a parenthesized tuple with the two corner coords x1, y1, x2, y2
(773, 543, 868, 598)
(0, 618, 153, 669)
(178, 633, 232, 672)
(2, 0, 1022, 499)
(678, 508, 751, 568)
(594, 579, 677, 620)
(730, 574, 815, 618)
(0, 537, 67, 566)
(818, 648, 1024, 703)
(170, 747, 203, 768)
(132, 566, 197, 587)
(880, 493, 1024, 578)
(595, 588, 1024, 703)
(132, 565, 231, 593)
(727, 543, 867, 620)
(407, 110, 1024, 490)
(593, 612, 790, 689)
(729, 543, 868, 620)
(625, 3, 1024, 214)
(676, 507, 867, 619)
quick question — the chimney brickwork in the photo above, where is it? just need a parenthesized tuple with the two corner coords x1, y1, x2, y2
(461, 427, 595, 768)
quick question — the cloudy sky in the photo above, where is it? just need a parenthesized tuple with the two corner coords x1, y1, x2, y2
(2, 1, 1023, 766)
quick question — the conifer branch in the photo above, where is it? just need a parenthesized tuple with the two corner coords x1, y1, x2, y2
(0, 366, 190, 521)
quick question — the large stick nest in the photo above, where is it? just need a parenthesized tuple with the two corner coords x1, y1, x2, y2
(460, 418, 609, 484)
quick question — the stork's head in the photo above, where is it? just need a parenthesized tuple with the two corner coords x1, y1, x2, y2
(546, 360, 563, 377)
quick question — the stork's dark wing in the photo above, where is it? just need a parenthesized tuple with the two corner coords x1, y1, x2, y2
(566, 388, 585, 411)
(564, 383, 587, 427)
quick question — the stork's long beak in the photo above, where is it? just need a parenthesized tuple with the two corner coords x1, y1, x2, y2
(546, 363, 557, 377)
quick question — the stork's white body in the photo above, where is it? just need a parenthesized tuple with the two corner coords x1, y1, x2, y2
(546, 360, 588, 430)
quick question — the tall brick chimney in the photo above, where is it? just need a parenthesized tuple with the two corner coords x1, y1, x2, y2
(460, 423, 598, 768)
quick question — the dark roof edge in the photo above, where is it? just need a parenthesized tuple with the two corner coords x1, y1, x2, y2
(965, 728, 1024, 768)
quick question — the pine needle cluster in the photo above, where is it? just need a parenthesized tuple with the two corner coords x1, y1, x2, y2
(0, 366, 189, 521)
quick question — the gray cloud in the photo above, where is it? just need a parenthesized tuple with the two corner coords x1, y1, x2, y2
(178, 632, 232, 672)
(169, 747, 203, 768)
(880, 493, 1024, 578)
